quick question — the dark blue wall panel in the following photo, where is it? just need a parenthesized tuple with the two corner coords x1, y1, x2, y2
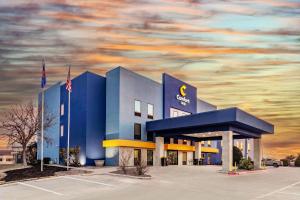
(163, 73, 197, 118)
(60, 72, 106, 166)
(86, 72, 106, 165)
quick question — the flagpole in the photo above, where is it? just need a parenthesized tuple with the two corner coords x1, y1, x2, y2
(41, 87, 44, 172)
(67, 67, 71, 171)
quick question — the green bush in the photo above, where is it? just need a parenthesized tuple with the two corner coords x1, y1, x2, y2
(239, 157, 254, 170)
(281, 159, 289, 166)
(233, 146, 243, 166)
(295, 155, 300, 167)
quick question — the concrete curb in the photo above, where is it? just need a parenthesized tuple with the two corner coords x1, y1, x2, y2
(104, 172, 152, 180)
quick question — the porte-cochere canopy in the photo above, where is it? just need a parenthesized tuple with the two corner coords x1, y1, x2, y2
(146, 108, 274, 140)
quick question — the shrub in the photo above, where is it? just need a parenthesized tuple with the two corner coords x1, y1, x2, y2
(135, 160, 148, 176)
(43, 157, 51, 164)
(119, 149, 132, 174)
(281, 159, 289, 166)
(295, 155, 300, 167)
(233, 146, 243, 166)
(239, 157, 254, 170)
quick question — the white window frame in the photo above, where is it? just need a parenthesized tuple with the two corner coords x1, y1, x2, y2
(60, 125, 64, 137)
(60, 104, 64, 116)
(147, 103, 154, 119)
(134, 100, 141, 116)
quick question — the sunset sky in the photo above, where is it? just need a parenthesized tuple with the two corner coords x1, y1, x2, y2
(0, 0, 299, 159)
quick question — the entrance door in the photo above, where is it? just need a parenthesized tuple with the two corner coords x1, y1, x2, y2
(182, 152, 187, 165)
(167, 150, 178, 165)
(134, 149, 141, 166)
(147, 150, 153, 166)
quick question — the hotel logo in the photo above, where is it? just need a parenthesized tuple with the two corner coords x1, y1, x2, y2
(177, 84, 190, 106)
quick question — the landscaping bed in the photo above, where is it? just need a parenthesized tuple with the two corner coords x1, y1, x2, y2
(0, 165, 90, 182)
(111, 168, 151, 178)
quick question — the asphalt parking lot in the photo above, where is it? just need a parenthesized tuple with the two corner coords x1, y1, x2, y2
(1, 166, 300, 200)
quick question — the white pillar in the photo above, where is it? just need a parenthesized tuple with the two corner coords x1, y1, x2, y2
(154, 137, 164, 166)
(222, 131, 233, 172)
(244, 139, 248, 158)
(178, 151, 183, 165)
(187, 152, 193, 165)
(195, 142, 202, 159)
(253, 138, 262, 170)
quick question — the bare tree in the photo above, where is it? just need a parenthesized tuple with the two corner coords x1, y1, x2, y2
(135, 160, 148, 176)
(0, 101, 55, 166)
(119, 148, 132, 174)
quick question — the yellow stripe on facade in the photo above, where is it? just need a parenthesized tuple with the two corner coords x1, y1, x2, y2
(103, 140, 155, 149)
(202, 147, 219, 153)
(103, 140, 219, 153)
(164, 144, 194, 152)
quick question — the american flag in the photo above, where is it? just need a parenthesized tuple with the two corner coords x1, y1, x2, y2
(66, 65, 72, 92)
(41, 59, 46, 89)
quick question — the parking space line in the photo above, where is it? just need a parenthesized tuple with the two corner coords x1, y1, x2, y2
(253, 181, 300, 199)
(18, 182, 63, 196)
(278, 191, 300, 196)
(63, 176, 114, 187)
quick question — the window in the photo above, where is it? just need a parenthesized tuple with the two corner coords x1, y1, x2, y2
(6, 158, 13, 162)
(207, 140, 211, 147)
(134, 123, 141, 140)
(134, 100, 141, 116)
(134, 149, 141, 166)
(173, 111, 178, 117)
(147, 150, 153, 166)
(60, 104, 64, 116)
(0, 158, 2, 161)
(183, 140, 187, 145)
(60, 125, 64, 137)
(201, 141, 205, 146)
(170, 138, 174, 144)
(165, 137, 170, 144)
(147, 104, 154, 119)
(248, 142, 251, 151)
(173, 138, 178, 144)
(147, 132, 153, 142)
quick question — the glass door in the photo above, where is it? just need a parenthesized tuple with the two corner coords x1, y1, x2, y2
(167, 150, 178, 165)
(134, 149, 141, 166)
(182, 152, 187, 165)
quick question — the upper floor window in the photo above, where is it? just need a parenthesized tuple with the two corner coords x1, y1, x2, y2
(134, 123, 141, 140)
(60, 104, 64, 116)
(134, 100, 141, 117)
(201, 141, 205, 146)
(60, 125, 64, 137)
(207, 140, 211, 147)
(183, 140, 187, 145)
(174, 138, 178, 144)
(147, 104, 154, 119)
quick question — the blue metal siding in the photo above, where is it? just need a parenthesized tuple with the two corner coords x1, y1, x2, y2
(118, 67, 162, 141)
(60, 73, 87, 165)
(197, 98, 217, 113)
(106, 68, 120, 140)
(86, 73, 106, 165)
(37, 82, 61, 163)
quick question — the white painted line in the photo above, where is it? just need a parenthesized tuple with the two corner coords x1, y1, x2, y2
(63, 176, 114, 187)
(278, 191, 300, 196)
(253, 181, 300, 199)
(18, 182, 63, 196)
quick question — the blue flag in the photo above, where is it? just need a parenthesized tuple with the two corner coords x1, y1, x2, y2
(41, 59, 46, 89)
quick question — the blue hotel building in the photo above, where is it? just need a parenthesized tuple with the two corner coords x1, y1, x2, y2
(38, 67, 274, 172)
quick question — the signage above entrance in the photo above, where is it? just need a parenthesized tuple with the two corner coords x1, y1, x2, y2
(163, 73, 197, 118)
